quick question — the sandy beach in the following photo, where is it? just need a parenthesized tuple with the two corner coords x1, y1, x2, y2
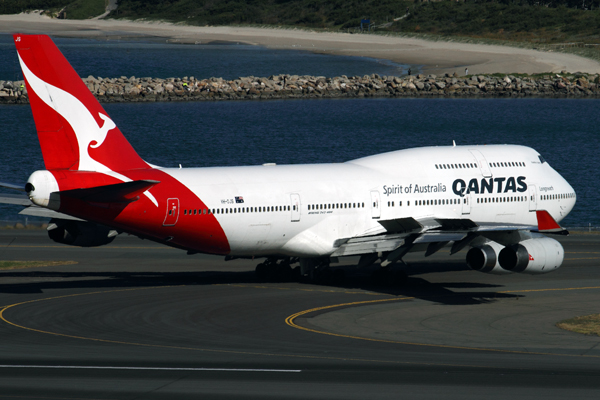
(2, 13, 600, 76)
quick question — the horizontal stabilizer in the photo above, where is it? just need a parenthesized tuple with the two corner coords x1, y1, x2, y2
(0, 194, 85, 221)
(536, 210, 569, 235)
(0, 181, 25, 192)
(58, 180, 160, 204)
(0, 194, 32, 206)
(19, 206, 85, 221)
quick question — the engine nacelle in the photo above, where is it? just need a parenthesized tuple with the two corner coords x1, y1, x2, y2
(26, 170, 60, 209)
(47, 219, 116, 247)
(498, 237, 564, 275)
(466, 241, 512, 275)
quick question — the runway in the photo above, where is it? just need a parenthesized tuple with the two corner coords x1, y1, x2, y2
(1, 230, 600, 399)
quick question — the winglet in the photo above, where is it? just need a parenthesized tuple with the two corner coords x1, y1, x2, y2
(536, 210, 569, 235)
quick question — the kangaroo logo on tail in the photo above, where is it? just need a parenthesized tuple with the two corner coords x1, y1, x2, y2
(18, 54, 158, 206)
(19, 54, 117, 173)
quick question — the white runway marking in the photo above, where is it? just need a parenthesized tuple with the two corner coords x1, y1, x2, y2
(0, 365, 301, 373)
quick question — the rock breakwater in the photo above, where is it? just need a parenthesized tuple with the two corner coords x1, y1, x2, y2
(2, 72, 600, 104)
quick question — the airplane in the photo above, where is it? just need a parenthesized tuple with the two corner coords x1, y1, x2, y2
(0, 34, 576, 282)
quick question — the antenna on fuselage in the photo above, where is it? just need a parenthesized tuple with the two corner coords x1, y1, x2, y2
(453, 140, 456, 147)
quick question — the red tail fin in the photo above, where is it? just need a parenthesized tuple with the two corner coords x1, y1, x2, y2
(14, 34, 148, 172)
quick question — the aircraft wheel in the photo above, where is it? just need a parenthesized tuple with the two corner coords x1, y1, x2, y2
(331, 269, 345, 284)
(255, 263, 268, 280)
(275, 263, 293, 282)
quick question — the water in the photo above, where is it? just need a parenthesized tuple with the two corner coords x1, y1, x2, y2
(0, 36, 597, 227)
(0, 34, 408, 81)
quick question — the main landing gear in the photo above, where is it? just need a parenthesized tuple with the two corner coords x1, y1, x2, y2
(357, 252, 410, 286)
(255, 257, 300, 282)
(254, 257, 345, 284)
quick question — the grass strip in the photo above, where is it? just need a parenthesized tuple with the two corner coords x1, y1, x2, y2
(0, 261, 78, 270)
(557, 314, 600, 336)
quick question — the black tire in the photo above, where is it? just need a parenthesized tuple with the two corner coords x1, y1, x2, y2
(255, 263, 268, 280)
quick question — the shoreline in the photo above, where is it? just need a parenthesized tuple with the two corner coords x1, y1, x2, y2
(2, 72, 599, 104)
(1, 14, 600, 76)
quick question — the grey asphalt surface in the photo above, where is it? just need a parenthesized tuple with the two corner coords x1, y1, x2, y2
(0, 230, 599, 399)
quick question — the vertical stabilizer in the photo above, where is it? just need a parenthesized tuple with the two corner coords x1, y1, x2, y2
(14, 34, 148, 172)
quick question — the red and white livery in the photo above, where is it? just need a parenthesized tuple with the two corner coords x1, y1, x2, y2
(1, 35, 576, 279)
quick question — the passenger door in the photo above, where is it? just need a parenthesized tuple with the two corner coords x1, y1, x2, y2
(290, 193, 301, 222)
(163, 198, 180, 226)
(469, 149, 492, 178)
(529, 185, 537, 212)
(370, 190, 381, 219)
(462, 193, 471, 215)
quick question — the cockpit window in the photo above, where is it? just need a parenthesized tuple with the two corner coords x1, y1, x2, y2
(538, 155, 546, 164)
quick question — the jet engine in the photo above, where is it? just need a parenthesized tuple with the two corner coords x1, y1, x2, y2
(466, 241, 512, 275)
(498, 237, 564, 275)
(467, 236, 564, 275)
(47, 219, 116, 247)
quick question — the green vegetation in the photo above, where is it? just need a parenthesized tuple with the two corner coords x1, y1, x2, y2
(0, 260, 77, 270)
(397, 2, 600, 44)
(112, 0, 414, 29)
(2, 1, 600, 53)
(0, 0, 105, 19)
(110, 0, 600, 44)
(0, 0, 65, 14)
(109, 0, 600, 61)
(61, 0, 105, 19)
(557, 314, 600, 336)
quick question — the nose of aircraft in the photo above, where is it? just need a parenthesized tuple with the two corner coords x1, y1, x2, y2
(559, 176, 576, 222)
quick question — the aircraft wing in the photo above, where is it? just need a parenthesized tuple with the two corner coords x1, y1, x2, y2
(330, 215, 554, 259)
(0, 194, 85, 221)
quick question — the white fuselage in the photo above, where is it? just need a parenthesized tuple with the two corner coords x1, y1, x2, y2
(159, 145, 576, 257)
